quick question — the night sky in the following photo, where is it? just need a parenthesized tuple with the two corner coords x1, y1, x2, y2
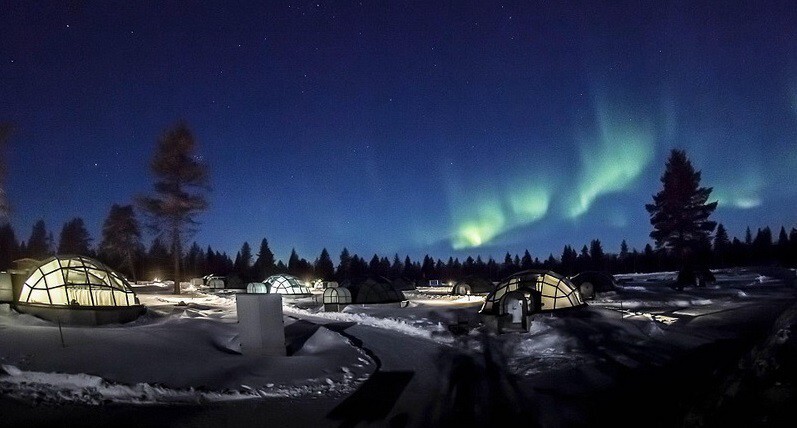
(1, 1, 796, 262)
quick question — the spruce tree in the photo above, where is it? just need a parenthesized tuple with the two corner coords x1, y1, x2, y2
(26, 220, 50, 259)
(368, 254, 380, 277)
(288, 248, 301, 277)
(0, 223, 18, 270)
(147, 238, 170, 279)
(560, 245, 577, 275)
(713, 223, 730, 267)
(789, 228, 797, 266)
(0, 123, 13, 222)
(240, 242, 253, 278)
(521, 250, 533, 270)
(752, 227, 773, 263)
(58, 218, 92, 255)
(619, 240, 629, 259)
(253, 238, 276, 279)
(421, 255, 435, 279)
(98, 204, 143, 280)
(589, 239, 605, 270)
(777, 227, 789, 266)
(184, 242, 205, 278)
(137, 122, 209, 294)
(336, 248, 352, 280)
(314, 248, 335, 280)
(646, 149, 717, 269)
(389, 254, 404, 279)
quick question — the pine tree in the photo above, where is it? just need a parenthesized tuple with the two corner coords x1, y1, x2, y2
(147, 238, 170, 279)
(288, 248, 301, 277)
(618, 240, 630, 272)
(58, 218, 92, 255)
(336, 248, 352, 280)
(713, 223, 730, 267)
(752, 227, 774, 263)
(368, 254, 380, 277)
(789, 228, 797, 266)
(460, 256, 472, 276)
(501, 252, 513, 277)
(184, 242, 205, 278)
(560, 245, 577, 275)
(402, 255, 415, 278)
(0, 223, 18, 270)
(26, 220, 50, 259)
(646, 149, 717, 270)
(619, 240, 629, 258)
(137, 122, 209, 294)
(434, 258, 445, 279)
(205, 245, 216, 274)
(575, 245, 591, 272)
(98, 204, 143, 280)
(421, 255, 435, 279)
(777, 226, 789, 266)
(521, 250, 533, 270)
(349, 254, 367, 278)
(389, 254, 404, 279)
(234, 241, 252, 281)
(713, 224, 729, 251)
(589, 239, 605, 270)
(474, 256, 486, 278)
(486, 257, 499, 281)
(0, 123, 13, 222)
(314, 248, 335, 280)
(544, 253, 558, 270)
(253, 238, 276, 279)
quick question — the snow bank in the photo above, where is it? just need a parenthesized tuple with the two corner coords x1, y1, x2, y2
(0, 362, 364, 405)
(284, 306, 454, 345)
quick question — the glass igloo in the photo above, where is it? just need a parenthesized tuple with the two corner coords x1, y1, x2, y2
(322, 286, 352, 312)
(323, 286, 352, 304)
(263, 274, 312, 296)
(15, 256, 145, 325)
(480, 269, 585, 315)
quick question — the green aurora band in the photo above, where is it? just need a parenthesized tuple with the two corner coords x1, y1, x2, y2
(713, 171, 763, 209)
(452, 185, 550, 250)
(451, 100, 660, 249)
(568, 107, 655, 218)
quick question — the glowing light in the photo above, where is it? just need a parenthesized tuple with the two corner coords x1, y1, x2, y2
(452, 185, 551, 249)
(568, 103, 654, 218)
(713, 172, 763, 210)
(509, 186, 550, 223)
(734, 198, 762, 209)
(452, 202, 505, 249)
(714, 193, 762, 210)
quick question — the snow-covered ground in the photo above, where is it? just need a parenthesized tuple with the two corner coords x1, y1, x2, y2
(1, 269, 795, 427)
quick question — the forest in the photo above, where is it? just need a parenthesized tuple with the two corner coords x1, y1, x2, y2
(1, 216, 795, 286)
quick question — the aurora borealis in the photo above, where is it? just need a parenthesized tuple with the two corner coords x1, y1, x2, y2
(1, 1, 796, 260)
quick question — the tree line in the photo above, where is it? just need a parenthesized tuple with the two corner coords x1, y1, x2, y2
(1, 216, 796, 285)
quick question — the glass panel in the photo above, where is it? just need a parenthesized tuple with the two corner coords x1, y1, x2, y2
(64, 268, 89, 284)
(18, 257, 136, 307)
